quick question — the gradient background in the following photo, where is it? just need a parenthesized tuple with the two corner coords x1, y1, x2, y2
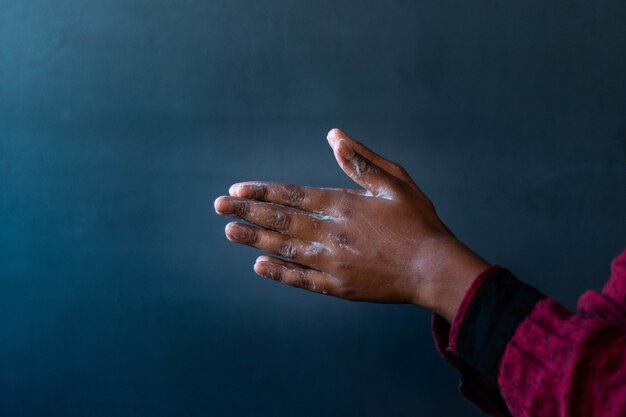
(1, 1, 626, 416)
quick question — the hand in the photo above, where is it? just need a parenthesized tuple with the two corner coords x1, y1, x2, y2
(214, 129, 489, 322)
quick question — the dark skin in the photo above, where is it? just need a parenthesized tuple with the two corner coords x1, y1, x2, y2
(214, 128, 489, 323)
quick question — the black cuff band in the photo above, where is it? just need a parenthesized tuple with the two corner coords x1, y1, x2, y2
(457, 268, 546, 385)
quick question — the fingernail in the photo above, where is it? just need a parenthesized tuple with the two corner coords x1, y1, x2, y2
(214, 197, 234, 214)
(255, 262, 280, 280)
(230, 183, 255, 198)
(327, 128, 341, 141)
(226, 223, 251, 241)
(253, 261, 269, 276)
(228, 184, 241, 196)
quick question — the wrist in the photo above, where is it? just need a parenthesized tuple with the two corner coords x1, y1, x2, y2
(415, 239, 489, 323)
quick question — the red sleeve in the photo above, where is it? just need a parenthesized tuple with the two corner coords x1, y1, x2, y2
(577, 250, 626, 326)
(433, 249, 626, 417)
(498, 249, 626, 417)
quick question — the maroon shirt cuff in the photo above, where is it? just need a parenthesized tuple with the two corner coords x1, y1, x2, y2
(448, 264, 503, 356)
(455, 268, 546, 383)
(432, 264, 502, 363)
(431, 264, 513, 417)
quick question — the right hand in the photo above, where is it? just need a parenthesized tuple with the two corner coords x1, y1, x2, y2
(214, 128, 489, 322)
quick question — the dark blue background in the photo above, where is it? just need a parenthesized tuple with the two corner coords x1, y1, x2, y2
(1, 1, 625, 416)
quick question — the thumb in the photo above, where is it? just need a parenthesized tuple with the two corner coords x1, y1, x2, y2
(327, 129, 403, 199)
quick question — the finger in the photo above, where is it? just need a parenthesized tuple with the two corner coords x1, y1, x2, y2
(253, 255, 337, 295)
(224, 222, 326, 268)
(328, 128, 434, 204)
(228, 182, 338, 214)
(328, 128, 415, 186)
(328, 137, 404, 199)
(214, 196, 329, 241)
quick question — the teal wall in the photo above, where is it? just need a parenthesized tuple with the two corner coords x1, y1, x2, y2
(1, 1, 625, 415)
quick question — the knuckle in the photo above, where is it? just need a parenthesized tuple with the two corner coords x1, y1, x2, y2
(255, 183, 269, 200)
(303, 243, 324, 258)
(297, 273, 311, 290)
(235, 199, 250, 216)
(333, 232, 349, 248)
(353, 156, 368, 176)
(266, 266, 282, 281)
(283, 185, 305, 206)
(246, 228, 258, 244)
(352, 154, 378, 176)
(279, 239, 298, 259)
(269, 210, 290, 231)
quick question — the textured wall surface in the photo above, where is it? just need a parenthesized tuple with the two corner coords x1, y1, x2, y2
(1, 1, 625, 416)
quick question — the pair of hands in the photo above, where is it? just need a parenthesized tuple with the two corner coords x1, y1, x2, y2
(214, 129, 488, 323)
